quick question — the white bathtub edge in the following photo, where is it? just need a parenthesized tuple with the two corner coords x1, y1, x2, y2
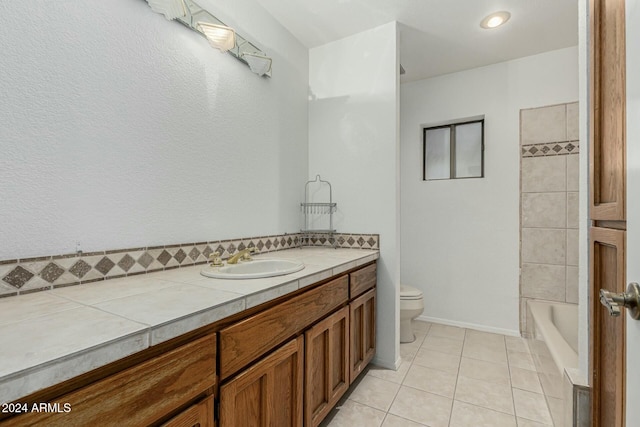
(528, 300, 579, 374)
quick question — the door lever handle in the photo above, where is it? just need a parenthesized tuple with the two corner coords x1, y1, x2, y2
(600, 282, 640, 320)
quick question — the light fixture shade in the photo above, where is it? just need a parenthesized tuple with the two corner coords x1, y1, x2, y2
(197, 22, 236, 52)
(146, 0, 186, 20)
(243, 52, 272, 76)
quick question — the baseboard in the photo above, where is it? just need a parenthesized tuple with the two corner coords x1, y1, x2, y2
(417, 315, 520, 337)
(371, 355, 401, 370)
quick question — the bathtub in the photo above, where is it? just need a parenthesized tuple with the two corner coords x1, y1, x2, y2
(528, 300, 579, 372)
(527, 300, 589, 427)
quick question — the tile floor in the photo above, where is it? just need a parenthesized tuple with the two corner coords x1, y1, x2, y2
(321, 320, 556, 427)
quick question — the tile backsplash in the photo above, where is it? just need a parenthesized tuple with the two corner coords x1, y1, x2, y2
(0, 232, 379, 298)
(519, 102, 579, 334)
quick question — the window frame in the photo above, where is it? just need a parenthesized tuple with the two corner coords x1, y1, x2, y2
(422, 119, 485, 181)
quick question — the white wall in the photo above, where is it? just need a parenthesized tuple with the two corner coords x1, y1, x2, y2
(401, 47, 578, 334)
(0, 0, 308, 260)
(626, 0, 640, 420)
(309, 22, 400, 368)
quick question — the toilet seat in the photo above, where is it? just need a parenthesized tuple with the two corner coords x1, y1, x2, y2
(400, 285, 422, 300)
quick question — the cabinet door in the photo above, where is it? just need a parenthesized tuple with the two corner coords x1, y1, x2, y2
(161, 396, 215, 427)
(590, 0, 626, 220)
(349, 288, 376, 383)
(590, 226, 626, 426)
(304, 306, 349, 427)
(219, 337, 304, 427)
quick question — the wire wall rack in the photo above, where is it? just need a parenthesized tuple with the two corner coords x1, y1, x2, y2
(300, 175, 337, 247)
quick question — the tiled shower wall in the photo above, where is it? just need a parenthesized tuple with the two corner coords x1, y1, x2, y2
(520, 102, 579, 333)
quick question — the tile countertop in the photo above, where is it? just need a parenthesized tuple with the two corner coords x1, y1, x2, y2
(0, 247, 378, 404)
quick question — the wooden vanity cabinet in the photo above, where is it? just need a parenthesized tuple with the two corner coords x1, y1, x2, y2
(161, 396, 215, 427)
(219, 336, 304, 427)
(304, 306, 350, 427)
(1, 334, 217, 427)
(1, 262, 377, 427)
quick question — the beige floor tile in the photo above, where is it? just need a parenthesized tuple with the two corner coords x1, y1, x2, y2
(464, 330, 506, 346)
(412, 320, 431, 332)
(428, 324, 466, 341)
(532, 354, 558, 375)
(510, 367, 543, 393)
(454, 375, 514, 415)
(462, 340, 508, 363)
(325, 399, 386, 427)
(458, 357, 510, 385)
(411, 331, 427, 347)
(348, 375, 401, 412)
(547, 396, 564, 427)
(528, 339, 553, 359)
(516, 418, 552, 426)
(413, 348, 461, 373)
(420, 335, 464, 356)
(508, 350, 537, 371)
(368, 361, 411, 384)
(400, 342, 420, 362)
(449, 400, 517, 427)
(403, 364, 457, 398)
(463, 335, 506, 351)
(381, 413, 427, 427)
(513, 388, 554, 425)
(506, 336, 531, 354)
(539, 371, 563, 398)
(389, 386, 452, 427)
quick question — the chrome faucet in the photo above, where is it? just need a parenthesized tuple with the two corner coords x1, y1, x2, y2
(227, 247, 256, 264)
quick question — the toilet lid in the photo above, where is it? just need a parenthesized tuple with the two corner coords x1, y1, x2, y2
(400, 285, 422, 299)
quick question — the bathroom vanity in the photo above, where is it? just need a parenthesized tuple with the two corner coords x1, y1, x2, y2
(0, 249, 377, 427)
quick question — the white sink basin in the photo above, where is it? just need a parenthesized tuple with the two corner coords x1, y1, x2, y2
(200, 259, 305, 279)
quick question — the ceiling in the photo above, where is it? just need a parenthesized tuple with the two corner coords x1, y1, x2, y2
(255, 0, 578, 83)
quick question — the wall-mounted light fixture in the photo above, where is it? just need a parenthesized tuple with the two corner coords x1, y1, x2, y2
(147, 0, 186, 20)
(196, 22, 236, 53)
(242, 52, 272, 76)
(145, 0, 272, 77)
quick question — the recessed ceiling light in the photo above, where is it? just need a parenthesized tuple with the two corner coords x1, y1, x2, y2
(480, 11, 511, 29)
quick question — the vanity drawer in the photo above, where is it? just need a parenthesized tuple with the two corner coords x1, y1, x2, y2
(349, 263, 377, 298)
(2, 334, 217, 427)
(219, 275, 349, 380)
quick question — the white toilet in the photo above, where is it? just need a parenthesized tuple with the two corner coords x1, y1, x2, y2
(400, 285, 424, 343)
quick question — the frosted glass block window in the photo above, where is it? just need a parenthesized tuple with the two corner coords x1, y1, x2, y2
(423, 119, 484, 180)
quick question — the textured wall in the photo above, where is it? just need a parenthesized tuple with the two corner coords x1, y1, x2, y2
(309, 22, 400, 369)
(0, 0, 308, 260)
(401, 47, 578, 335)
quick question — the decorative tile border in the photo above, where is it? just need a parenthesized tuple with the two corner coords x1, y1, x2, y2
(0, 232, 379, 298)
(521, 141, 579, 158)
(301, 233, 379, 250)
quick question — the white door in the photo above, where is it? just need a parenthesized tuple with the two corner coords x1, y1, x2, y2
(626, 0, 640, 422)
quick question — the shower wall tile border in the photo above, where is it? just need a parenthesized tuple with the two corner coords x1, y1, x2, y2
(521, 141, 579, 158)
(0, 232, 379, 298)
